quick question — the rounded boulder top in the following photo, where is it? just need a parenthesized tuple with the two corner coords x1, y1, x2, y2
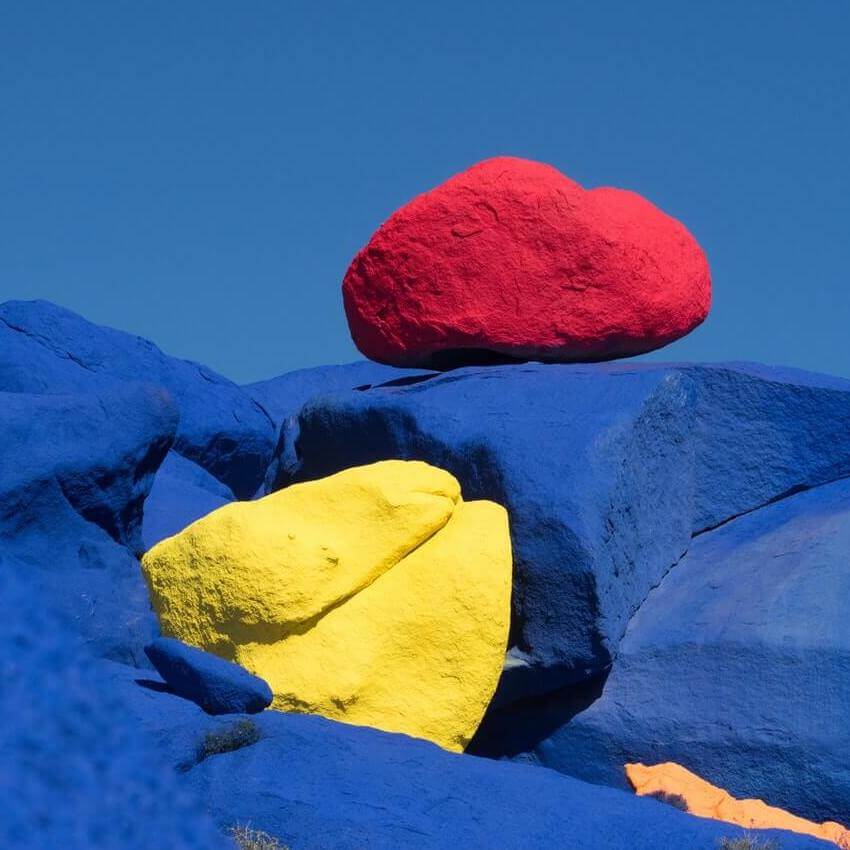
(343, 156, 711, 367)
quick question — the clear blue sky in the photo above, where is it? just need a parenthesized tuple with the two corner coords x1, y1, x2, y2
(2, 2, 848, 383)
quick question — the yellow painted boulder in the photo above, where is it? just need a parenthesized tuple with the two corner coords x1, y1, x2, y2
(626, 762, 850, 849)
(141, 460, 512, 751)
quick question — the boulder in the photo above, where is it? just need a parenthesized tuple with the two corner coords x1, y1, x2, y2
(145, 637, 273, 715)
(626, 763, 850, 848)
(342, 157, 711, 367)
(142, 460, 512, 751)
(0, 300, 275, 497)
(484, 478, 850, 825)
(0, 569, 231, 850)
(142, 451, 233, 549)
(278, 361, 850, 698)
(109, 664, 829, 850)
(0, 386, 177, 663)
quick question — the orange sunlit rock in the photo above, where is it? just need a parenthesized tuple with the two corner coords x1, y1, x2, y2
(626, 762, 850, 849)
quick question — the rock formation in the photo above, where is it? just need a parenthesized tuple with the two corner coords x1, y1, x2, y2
(274, 360, 850, 706)
(3, 158, 847, 849)
(142, 460, 512, 751)
(472, 478, 850, 823)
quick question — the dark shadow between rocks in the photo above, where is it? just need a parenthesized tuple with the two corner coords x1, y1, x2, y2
(369, 372, 440, 389)
(468, 669, 609, 760)
(423, 348, 528, 370)
(135, 677, 171, 693)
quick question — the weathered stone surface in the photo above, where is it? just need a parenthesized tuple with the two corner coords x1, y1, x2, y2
(489, 479, 850, 825)
(0, 300, 275, 497)
(142, 460, 512, 751)
(145, 637, 273, 715)
(276, 361, 850, 698)
(627, 763, 850, 848)
(343, 157, 711, 367)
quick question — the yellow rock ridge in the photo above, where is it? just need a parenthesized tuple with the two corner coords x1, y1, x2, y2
(141, 460, 512, 752)
(626, 762, 850, 849)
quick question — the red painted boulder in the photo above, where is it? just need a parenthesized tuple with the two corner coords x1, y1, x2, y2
(343, 157, 711, 367)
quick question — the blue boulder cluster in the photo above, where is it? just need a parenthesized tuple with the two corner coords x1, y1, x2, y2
(1, 298, 846, 849)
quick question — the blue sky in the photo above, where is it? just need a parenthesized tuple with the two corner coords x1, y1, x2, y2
(2, 2, 848, 383)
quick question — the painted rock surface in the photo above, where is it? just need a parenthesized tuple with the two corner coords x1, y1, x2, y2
(343, 157, 711, 367)
(627, 763, 850, 848)
(0, 385, 177, 663)
(489, 478, 850, 824)
(4, 298, 847, 847)
(277, 361, 850, 700)
(110, 663, 828, 850)
(142, 451, 233, 549)
(246, 359, 434, 426)
(246, 359, 435, 491)
(0, 570, 230, 850)
(145, 637, 273, 715)
(142, 460, 512, 751)
(0, 299, 274, 497)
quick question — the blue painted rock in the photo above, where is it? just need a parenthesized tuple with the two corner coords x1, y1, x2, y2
(0, 569, 231, 850)
(142, 451, 232, 549)
(246, 360, 434, 425)
(145, 637, 273, 715)
(0, 300, 275, 497)
(0, 386, 177, 662)
(246, 360, 434, 491)
(110, 663, 827, 850)
(277, 361, 850, 698)
(486, 477, 850, 826)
